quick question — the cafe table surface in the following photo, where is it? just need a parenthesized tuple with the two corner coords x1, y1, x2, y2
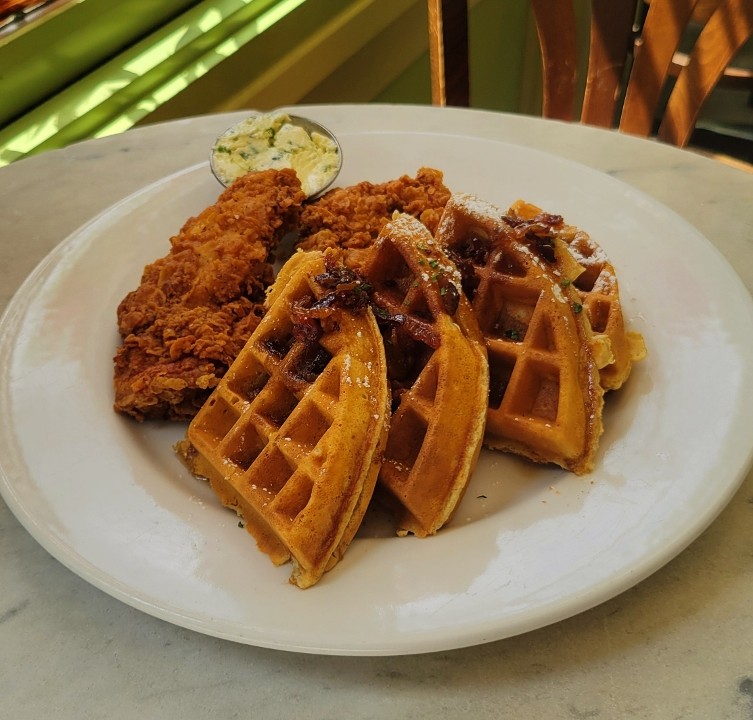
(1, 104, 752, 719)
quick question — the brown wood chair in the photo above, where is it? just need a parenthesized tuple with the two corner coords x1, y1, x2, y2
(427, 0, 753, 148)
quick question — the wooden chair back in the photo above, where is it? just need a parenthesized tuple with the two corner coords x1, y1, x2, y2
(427, 0, 753, 148)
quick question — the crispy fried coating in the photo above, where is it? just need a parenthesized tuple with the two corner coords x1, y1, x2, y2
(113, 169, 305, 421)
(295, 167, 451, 265)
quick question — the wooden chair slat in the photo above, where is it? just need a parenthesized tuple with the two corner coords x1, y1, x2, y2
(531, 0, 579, 121)
(581, 0, 639, 127)
(428, 0, 470, 107)
(659, 0, 753, 144)
(619, 0, 696, 137)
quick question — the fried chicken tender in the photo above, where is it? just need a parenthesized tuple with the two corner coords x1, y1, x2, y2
(114, 169, 305, 421)
(295, 167, 451, 267)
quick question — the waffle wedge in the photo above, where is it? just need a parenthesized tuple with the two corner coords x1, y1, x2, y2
(177, 249, 389, 588)
(436, 194, 605, 475)
(360, 214, 489, 537)
(505, 200, 646, 390)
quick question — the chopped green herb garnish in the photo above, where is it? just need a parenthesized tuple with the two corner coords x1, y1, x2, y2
(504, 329, 522, 341)
(560, 278, 571, 287)
(573, 302, 583, 314)
(428, 259, 440, 269)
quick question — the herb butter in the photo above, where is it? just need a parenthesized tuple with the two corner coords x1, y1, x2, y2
(211, 112, 341, 196)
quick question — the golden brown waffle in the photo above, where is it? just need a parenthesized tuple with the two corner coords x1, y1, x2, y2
(177, 249, 389, 588)
(506, 200, 646, 390)
(359, 214, 489, 536)
(435, 194, 605, 475)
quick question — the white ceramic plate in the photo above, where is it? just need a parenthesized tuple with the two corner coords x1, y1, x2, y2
(2, 130, 753, 656)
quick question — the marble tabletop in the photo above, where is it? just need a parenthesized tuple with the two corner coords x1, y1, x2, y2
(1, 104, 752, 719)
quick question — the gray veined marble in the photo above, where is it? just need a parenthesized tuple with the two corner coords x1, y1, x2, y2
(1, 105, 752, 720)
